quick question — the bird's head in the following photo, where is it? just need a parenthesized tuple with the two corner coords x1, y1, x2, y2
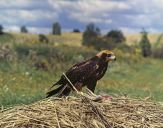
(96, 50, 116, 62)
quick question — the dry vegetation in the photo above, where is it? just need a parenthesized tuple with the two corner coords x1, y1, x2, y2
(0, 96, 163, 128)
(125, 33, 163, 46)
(11, 32, 163, 47)
(11, 32, 82, 46)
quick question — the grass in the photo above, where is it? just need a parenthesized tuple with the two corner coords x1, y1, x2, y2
(0, 32, 163, 108)
(95, 58, 163, 101)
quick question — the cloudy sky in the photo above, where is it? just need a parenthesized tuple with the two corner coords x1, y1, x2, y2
(0, 0, 163, 34)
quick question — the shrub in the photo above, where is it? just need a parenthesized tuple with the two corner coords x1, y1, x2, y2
(52, 22, 61, 35)
(0, 25, 4, 34)
(82, 23, 100, 46)
(14, 44, 96, 72)
(139, 29, 151, 57)
(20, 26, 28, 33)
(152, 46, 163, 58)
(105, 29, 126, 44)
(90, 38, 132, 52)
(34, 58, 49, 71)
(15, 44, 58, 58)
(0, 44, 16, 62)
(38, 34, 49, 43)
(82, 26, 128, 51)
(73, 29, 80, 33)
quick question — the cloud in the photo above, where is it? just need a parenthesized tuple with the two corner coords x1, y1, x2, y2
(0, 0, 50, 10)
(0, 0, 163, 33)
(4, 25, 51, 34)
(4, 25, 20, 32)
(48, 0, 130, 24)
(28, 27, 51, 34)
(0, 9, 58, 28)
(0, 0, 58, 33)
(0, 0, 31, 8)
(48, 0, 163, 33)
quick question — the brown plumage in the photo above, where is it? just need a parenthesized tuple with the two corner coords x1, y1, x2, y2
(46, 50, 116, 97)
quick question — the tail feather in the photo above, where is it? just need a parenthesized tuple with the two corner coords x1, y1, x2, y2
(50, 76, 65, 89)
(49, 82, 60, 90)
(46, 85, 64, 98)
(46, 84, 71, 98)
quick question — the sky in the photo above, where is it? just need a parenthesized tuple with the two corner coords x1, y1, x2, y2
(0, 0, 163, 34)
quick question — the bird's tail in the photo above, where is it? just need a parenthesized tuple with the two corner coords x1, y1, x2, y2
(46, 85, 71, 98)
(49, 77, 65, 90)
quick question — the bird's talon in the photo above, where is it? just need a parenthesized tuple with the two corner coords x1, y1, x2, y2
(101, 95, 113, 102)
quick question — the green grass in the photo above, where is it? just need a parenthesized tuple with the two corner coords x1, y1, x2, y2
(0, 33, 14, 44)
(0, 32, 163, 108)
(96, 58, 163, 101)
(1, 57, 163, 108)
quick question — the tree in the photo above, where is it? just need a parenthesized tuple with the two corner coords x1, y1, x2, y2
(139, 29, 151, 57)
(82, 23, 100, 46)
(38, 34, 49, 43)
(105, 29, 126, 43)
(21, 26, 28, 33)
(73, 28, 80, 33)
(52, 22, 61, 35)
(0, 25, 4, 34)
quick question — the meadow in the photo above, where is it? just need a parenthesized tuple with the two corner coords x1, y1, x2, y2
(0, 32, 163, 108)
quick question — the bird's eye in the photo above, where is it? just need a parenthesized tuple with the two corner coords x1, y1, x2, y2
(107, 54, 112, 57)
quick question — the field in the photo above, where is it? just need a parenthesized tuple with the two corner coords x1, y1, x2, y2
(0, 32, 163, 108)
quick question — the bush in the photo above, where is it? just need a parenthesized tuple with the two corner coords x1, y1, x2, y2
(82, 23, 100, 46)
(0, 25, 4, 35)
(34, 58, 49, 71)
(90, 38, 132, 52)
(139, 29, 151, 57)
(20, 26, 28, 33)
(73, 29, 80, 33)
(0, 44, 16, 62)
(152, 46, 163, 58)
(15, 44, 58, 58)
(82, 26, 128, 51)
(14, 44, 96, 72)
(52, 22, 61, 35)
(38, 34, 49, 43)
(105, 29, 126, 44)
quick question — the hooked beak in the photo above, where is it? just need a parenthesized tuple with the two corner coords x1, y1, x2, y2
(107, 55, 116, 61)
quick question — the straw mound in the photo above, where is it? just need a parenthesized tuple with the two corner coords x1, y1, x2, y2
(0, 96, 163, 128)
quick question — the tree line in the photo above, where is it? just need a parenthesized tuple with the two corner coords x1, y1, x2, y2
(0, 22, 155, 58)
(82, 23, 151, 58)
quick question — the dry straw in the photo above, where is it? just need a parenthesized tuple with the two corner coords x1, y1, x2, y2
(0, 95, 163, 128)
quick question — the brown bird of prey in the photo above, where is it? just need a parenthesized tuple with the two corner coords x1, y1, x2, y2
(46, 50, 116, 97)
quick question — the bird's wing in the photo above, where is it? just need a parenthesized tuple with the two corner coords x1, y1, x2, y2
(65, 59, 98, 83)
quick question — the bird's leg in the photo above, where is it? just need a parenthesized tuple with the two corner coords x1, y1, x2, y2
(74, 82, 83, 92)
(63, 73, 109, 102)
(101, 95, 112, 101)
(86, 88, 100, 97)
(85, 88, 112, 102)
